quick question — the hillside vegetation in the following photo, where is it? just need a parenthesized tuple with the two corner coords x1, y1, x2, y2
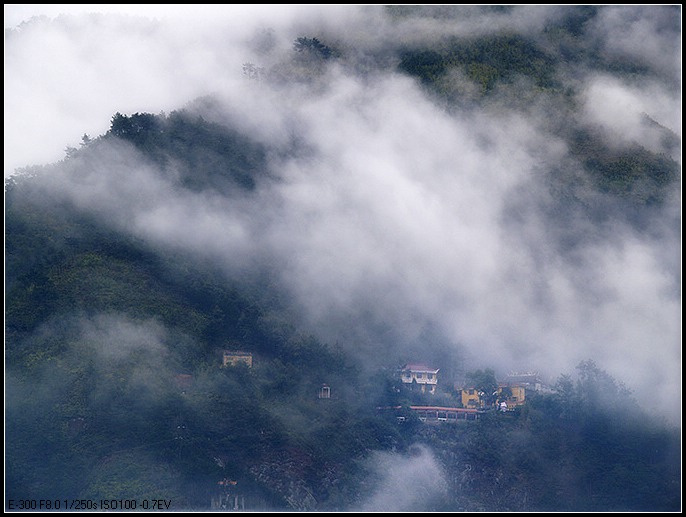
(5, 5, 681, 512)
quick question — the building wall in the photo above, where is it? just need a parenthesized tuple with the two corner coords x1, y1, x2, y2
(498, 385, 526, 406)
(461, 388, 481, 408)
(509, 385, 526, 404)
(223, 351, 253, 368)
(401, 369, 438, 394)
(401, 370, 438, 386)
(318, 385, 331, 399)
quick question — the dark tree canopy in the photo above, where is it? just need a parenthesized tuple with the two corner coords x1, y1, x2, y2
(466, 368, 499, 406)
(293, 36, 333, 59)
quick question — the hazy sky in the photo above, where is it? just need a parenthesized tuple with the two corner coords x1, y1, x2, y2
(4, 4, 346, 175)
(4, 5, 681, 422)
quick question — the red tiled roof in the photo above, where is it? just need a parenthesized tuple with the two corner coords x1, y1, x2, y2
(409, 406, 477, 413)
(401, 363, 439, 373)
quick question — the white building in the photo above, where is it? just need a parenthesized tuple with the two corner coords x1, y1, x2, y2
(400, 363, 439, 394)
(318, 384, 331, 399)
(503, 372, 554, 393)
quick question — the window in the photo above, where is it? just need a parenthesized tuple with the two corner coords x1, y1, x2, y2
(417, 372, 423, 379)
(427, 373, 433, 380)
(468, 389, 475, 395)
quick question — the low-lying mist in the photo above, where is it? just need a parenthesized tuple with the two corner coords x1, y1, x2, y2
(5, 3, 681, 441)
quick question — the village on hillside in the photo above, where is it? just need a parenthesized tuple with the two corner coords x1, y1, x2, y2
(203, 351, 555, 509)
(385, 362, 554, 423)
(214, 350, 553, 424)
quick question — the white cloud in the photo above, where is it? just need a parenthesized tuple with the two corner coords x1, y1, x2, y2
(356, 445, 448, 512)
(5, 6, 681, 423)
(587, 5, 681, 83)
(3, 4, 355, 176)
(581, 74, 681, 152)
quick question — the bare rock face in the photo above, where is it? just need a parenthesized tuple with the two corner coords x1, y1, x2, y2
(250, 447, 318, 511)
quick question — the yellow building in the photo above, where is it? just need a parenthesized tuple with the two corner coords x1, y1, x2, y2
(498, 384, 525, 404)
(496, 384, 526, 411)
(460, 387, 483, 408)
(222, 350, 253, 368)
(458, 384, 526, 409)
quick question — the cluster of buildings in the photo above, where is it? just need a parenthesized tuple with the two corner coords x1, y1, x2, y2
(398, 362, 549, 413)
(216, 349, 546, 419)
(204, 350, 549, 507)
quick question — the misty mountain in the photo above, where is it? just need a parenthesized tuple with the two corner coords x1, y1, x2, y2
(5, 5, 681, 512)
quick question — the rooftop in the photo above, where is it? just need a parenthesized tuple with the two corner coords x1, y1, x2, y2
(401, 363, 439, 373)
(503, 372, 543, 384)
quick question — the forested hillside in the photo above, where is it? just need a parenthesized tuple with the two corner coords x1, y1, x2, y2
(5, 5, 681, 512)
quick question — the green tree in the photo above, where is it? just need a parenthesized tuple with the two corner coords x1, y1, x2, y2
(575, 359, 634, 414)
(466, 368, 498, 407)
(293, 37, 333, 59)
(498, 385, 513, 403)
